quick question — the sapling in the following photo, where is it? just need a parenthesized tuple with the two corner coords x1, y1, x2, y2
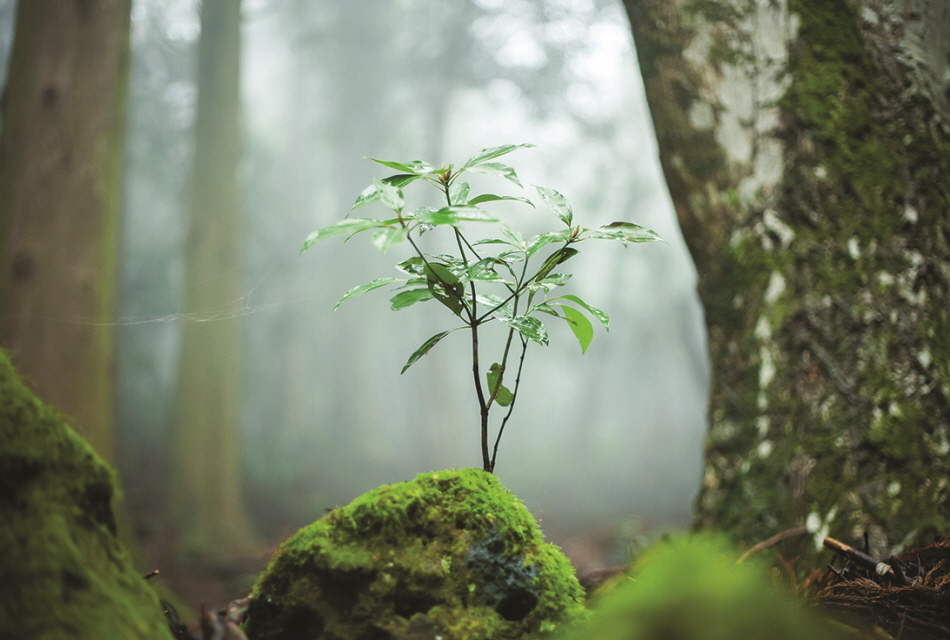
(302, 144, 661, 473)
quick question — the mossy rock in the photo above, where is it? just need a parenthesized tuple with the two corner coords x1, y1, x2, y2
(244, 468, 587, 640)
(554, 535, 851, 640)
(0, 349, 174, 639)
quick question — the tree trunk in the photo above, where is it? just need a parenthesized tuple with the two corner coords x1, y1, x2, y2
(0, 0, 131, 461)
(169, 0, 257, 556)
(622, 0, 950, 561)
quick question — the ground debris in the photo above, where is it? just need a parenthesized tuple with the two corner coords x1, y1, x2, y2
(812, 536, 950, 639)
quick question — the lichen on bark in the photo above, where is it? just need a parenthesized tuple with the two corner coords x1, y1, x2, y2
(623, 0, 950, 568)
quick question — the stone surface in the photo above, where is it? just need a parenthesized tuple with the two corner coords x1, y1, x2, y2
(0, 348, 174, 639)
(244, 468, 587, 640)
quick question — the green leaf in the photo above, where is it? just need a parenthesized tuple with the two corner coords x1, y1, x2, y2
(390, 288, 434, 310)
(536, 186, 573, 227)
(302, 218, 391, 251)
(465, 162, 524, 187)
(588, 222, 663, 243)
(472, 238, 516, 247)
(349, 175, 418, 212)
(370, 158, 437, 175)
(449, 181, 470, 205)
(372, 227, 408, 253)
(333, 277, 400, 311)
(497, 249, 526, 264)
(401, 328, 463, 374)
(547, 294, 609, 329)
(533, 246, 578, 281)
(525, 232, 567, 258)
(374, 177, 404, 211)
(500, 225, 525, 247)
(500, 315, 548, 346)
(415, 205, 498, 226)
(424, 263, 465, 316)
(486, 363, 514, 406)
(467, 258, 504, 282)
(562, 305, 594, 353)
(429, 254, 468, 270)
(475, 294, 513, 318)
(396, 256, 425, 276)
(467, 193, 535, 207)
(424, 262, 460, 285)
(461, 143, 534, 169)
(527, 273, 571, 292)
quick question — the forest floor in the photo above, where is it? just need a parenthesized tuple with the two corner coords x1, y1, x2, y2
(156, 533, 950, 640)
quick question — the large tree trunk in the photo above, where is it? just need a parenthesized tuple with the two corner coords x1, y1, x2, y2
(622, 0, 950, 560)
(169, 0, 256, 556)
(0, 0, 131, 461)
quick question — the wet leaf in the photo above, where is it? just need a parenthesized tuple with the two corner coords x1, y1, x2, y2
(461, 143, 535, 170)
(486, 363, 514, 406)
(536, 186, 573, 227)
(370, 158, 437, 175)
(562, 305, 594, 353)
(333, 278, 400, 311)
(500, 315, 548, 346)
(390, 288, 434, 310)
(467, 194, 534, 207)
(372, 227, 408, 253)
(589, 222, 663, 243)
(401, 328, 462, 374)
(302, 218, 391, 251)
(466, 162, 523, 187)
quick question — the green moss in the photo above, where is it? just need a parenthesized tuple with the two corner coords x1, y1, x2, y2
(554, 535, 847, 640)
(0, 348, 174, 639)
(245, 468, 587, 640)
(696, 0, 950, 570)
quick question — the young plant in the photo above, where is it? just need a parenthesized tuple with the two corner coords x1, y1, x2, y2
(303, 144, 661, 473)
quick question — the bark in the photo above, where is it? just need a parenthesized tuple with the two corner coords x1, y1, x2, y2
(169, 0, 257, 556)
(0, 0, 132, 461)
(623, 0, 950, 562)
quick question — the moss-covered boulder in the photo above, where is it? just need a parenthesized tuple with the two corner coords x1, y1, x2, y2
(244, 468, 587, 640)
(554, 535, 848, 640)
(0, 349, 174, 639)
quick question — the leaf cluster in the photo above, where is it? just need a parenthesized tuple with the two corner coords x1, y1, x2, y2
(303, 144, 662, 471)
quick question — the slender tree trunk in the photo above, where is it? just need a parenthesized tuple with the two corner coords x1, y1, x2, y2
(0, 0, 131, 461)
(169, 0, 256, 556)
(623, 0, 950, 561)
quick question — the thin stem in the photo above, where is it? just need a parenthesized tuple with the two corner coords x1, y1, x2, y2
(489, 336, 529, 472)
(471, 318, 490, 471)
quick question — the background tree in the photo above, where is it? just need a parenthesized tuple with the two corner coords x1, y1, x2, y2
(0, 0, 132, 461)
(169, 0, 257, 557)
(622, 0, 950, 560)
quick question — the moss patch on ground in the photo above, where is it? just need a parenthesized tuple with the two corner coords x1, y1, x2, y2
(554, 535, 849, 640)
(0, 348, 173, 639)
(244, 468, 587, 640)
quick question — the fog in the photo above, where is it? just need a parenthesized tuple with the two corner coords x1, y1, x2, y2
(4, 0, 709, 558)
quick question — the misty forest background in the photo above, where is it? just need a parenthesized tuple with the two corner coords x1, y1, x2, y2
(0, 0, 709, 602)
(3, 0, 948, 615)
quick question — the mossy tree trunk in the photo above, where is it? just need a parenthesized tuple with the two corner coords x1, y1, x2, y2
(0, 0, 131, 461)
(170, 0, 256, 556)
(622, 0, 950, 561)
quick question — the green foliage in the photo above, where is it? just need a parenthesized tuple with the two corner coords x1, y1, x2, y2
(303, 144, 661, 471)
